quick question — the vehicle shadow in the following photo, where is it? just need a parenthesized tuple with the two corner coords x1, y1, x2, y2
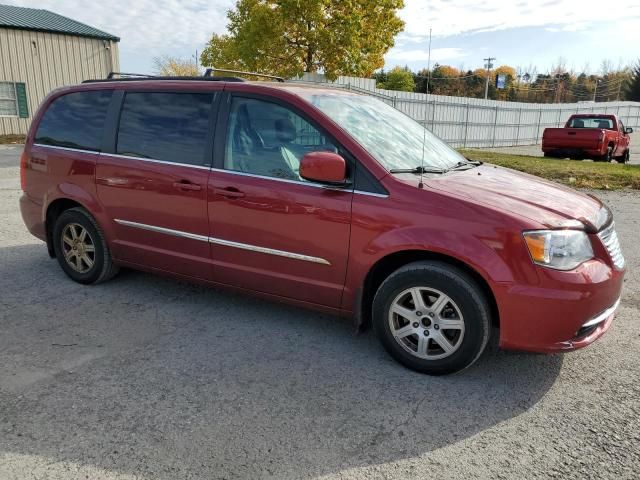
(0, 244, 564, 479)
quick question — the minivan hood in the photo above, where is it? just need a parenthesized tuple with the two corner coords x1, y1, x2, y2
(420, 165, 604, 230)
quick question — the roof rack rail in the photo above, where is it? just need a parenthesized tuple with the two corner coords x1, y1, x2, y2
(107, 72, 157, 79)
(82, 71, 245, 84)
(204, 67, 285, 82)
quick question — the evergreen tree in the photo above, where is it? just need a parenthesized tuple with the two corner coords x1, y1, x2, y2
(626, 61, 640, 101)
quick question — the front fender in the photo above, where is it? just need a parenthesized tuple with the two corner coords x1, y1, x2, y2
(367, 224, 528, 283)
(342, 221, 539, 317)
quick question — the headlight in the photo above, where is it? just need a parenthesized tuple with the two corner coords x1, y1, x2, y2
(523, 230, 594, 270)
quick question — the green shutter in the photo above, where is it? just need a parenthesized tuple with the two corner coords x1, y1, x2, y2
(15, 83, 28, 118)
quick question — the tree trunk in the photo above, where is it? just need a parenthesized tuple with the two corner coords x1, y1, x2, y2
(305, 47, 314, 73)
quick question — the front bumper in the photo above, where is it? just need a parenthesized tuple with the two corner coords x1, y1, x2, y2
(496, 257, 625, 353)
(535, 297, 619, 352)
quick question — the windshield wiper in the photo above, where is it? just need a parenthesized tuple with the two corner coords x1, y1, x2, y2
(445, 160, 483, 172)
(389, 166, 447, 174)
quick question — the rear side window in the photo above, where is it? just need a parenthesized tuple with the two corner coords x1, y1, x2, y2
(116, 92, 213, 165)
(35, 90, 113, 151)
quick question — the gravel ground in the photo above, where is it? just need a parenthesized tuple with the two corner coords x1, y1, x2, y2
(481, 132, 640, 164)
(1, 144, 639, 479)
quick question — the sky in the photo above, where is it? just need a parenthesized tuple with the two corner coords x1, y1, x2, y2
(6, 0, 640, 76)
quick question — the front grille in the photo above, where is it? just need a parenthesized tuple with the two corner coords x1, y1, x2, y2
(598, 222, 625, 269)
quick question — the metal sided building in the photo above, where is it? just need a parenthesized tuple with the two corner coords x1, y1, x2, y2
(0, 4, 120, 136)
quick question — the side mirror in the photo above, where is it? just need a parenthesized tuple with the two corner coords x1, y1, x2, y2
(300, 151, 348, 185)
(625, 127, 633, 134)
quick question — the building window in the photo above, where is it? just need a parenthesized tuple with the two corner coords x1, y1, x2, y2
(0, 82, 28, 118)
(0, 82, 17, 116)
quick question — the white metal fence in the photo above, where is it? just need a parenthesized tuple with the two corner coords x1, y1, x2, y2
(295, 74, 640, 148)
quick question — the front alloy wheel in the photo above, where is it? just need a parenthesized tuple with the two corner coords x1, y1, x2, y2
(389, 287, 465, 360)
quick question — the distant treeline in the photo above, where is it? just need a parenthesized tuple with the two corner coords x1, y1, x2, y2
(375, 62, 640, 103)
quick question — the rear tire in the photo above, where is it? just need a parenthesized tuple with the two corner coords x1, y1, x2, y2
(372, 261, 491, 375)
(52, 207, 119, 285)
(599, 146, 614, 162)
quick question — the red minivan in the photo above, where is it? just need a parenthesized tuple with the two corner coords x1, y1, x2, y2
(19, 74, 625, 374)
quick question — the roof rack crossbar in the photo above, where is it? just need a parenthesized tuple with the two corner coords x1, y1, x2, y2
(204, 67, 285, 82)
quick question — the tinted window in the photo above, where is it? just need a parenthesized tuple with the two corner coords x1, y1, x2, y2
(117, 92, 213, 165)
(35, 90, 112, 151)
(568, 117, 614, 129)
(225, 97, 337, 181)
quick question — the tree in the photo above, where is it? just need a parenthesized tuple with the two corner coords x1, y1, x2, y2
(627, 61, 640, 101)
(200, 0, 405, 81)
(153, 55, 199, 76)
(380, 66, 415, 92)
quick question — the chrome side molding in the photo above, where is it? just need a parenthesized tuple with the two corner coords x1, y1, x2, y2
(114, 219, 331, 265)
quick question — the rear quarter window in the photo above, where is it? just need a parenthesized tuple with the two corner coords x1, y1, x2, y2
(35, 90, 113, 151)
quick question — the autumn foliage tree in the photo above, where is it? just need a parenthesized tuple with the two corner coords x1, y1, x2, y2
(153, 55, 199, 76)
(375, 61, 634, 103)
(200, 0, 405, 81)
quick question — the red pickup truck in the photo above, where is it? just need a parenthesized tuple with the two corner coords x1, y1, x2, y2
(542, 114, 633, 163)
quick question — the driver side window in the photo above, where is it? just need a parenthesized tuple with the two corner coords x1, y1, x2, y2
(224, 97, 337, 181)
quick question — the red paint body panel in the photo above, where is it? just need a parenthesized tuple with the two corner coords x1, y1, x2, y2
(207, 170, 352, 307)
(19, 79, 626, 358)
(96, 156, 212, 279)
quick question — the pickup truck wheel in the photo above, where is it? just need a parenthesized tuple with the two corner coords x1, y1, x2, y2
(52, 207, 119, 285)
(600, 146, 614, 163)
(372, 261, 491, 375)
(616, 150, 630, 164)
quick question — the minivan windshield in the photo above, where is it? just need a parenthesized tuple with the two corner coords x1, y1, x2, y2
(296, 91, 467, 172)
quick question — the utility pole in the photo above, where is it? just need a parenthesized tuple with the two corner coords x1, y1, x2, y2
(593, 79, 600, 102)
(483, 57, 495, 99)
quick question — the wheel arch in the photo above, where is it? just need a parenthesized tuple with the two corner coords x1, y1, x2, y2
(357, 249, 500, 332)
(45, 198, 86, 257)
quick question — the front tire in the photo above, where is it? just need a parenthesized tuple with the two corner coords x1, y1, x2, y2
(52, 207, 119, 284)
(372, 261, 491, 375)
(616, 149, 630, 164)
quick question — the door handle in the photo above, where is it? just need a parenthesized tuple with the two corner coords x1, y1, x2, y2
(173, 180, 202, 191)
(214, 187, 245, 198)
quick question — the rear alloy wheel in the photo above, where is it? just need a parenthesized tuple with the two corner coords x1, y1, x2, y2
(372, 261, 491, 375)
(53, 207, 119, 284)
(61, 223, 95, 274)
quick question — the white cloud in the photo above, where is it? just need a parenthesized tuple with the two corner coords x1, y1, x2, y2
(5, 0, 234, 52)
(5, 0, 639, 72)
(386, 47, 467, 63)
(399, 0, 640, 38)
